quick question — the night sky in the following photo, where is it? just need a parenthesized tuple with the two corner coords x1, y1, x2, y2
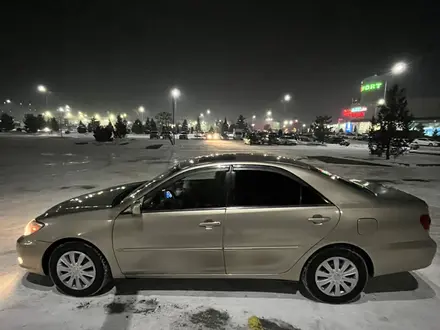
(1, 1, 439, 122)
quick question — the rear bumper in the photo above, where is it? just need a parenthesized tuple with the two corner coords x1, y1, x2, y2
(16, 236, 51, 275)
(370, 238, 437, 276)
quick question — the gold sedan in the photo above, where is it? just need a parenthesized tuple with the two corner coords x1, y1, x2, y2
(16, 153, 436, 304)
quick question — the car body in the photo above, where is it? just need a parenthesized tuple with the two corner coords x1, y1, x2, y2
(243, 133, 262, 145)
(412, 138, 439, 147)
(179, 133, 189, 140)
(17, 153, 436, 303)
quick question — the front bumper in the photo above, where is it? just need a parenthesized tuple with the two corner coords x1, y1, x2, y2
(16, 236, 51, 275)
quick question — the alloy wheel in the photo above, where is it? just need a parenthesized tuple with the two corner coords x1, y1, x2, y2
(56, 251, 96, 290)
(314, 256, 359, 297)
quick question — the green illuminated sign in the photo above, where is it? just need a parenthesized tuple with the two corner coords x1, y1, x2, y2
(361, 82, 383, 92)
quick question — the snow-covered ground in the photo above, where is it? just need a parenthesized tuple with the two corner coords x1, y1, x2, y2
(0, 135, 439, 330)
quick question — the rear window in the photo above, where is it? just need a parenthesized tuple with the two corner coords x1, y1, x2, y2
(313, 167, 377, 196)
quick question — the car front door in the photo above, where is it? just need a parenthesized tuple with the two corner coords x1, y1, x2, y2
(224, 166, 340, 275)
(113, 166, 229, 275)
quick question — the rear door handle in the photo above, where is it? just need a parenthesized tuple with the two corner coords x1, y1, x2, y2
(308, 216, 331, 225)
(199, 220, 221, 230)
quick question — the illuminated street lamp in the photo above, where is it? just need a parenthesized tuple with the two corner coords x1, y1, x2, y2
(282, 94, 291, 114)
(37, 85, 49, 107)
(289, 120, 294, 125)
(138, 106, 145, 122)
(377, 98, 386, 106)
(57, 107, 65, 137)
(391, 62, 407, 75)
(206, 109, 211, 115)
(252, 115, 256, 119)
(200, 113, 204, 118)
(302, 123, 306, 128)
(266, 110, 272, 116)
(283, 120, 288, 126)
(5, 99, 11, 104)
(381, 61, 408, 101)
(171, 88, 181, 99)
(95, 113, 101, 120)
(37, 85, 47, 93)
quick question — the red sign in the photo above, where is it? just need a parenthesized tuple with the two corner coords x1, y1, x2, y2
(342, 109, 366, 118)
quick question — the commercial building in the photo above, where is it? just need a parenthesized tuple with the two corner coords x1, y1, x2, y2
(334, 74, 440, 135)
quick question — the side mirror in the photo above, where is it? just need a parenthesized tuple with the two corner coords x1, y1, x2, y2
(131, 200, 142, 216)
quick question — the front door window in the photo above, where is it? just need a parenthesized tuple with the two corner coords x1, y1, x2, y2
(142, 168, 228, 212)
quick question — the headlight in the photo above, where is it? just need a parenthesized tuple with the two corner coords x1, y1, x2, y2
(207, 134, 213, 139)
(23, 220, 44, 236)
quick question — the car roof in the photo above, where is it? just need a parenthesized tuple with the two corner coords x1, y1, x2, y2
(177, 153, 311, 171)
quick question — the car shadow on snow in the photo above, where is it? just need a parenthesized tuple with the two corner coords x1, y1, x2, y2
(22, 271, 435, 302)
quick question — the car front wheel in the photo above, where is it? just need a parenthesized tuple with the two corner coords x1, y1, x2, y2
(301, 247, 368, 304)
(48, 241, 110, 297)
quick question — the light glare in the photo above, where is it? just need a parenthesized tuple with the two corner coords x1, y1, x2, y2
(391, 62, 407, 75)
(171, 88, 181, 99)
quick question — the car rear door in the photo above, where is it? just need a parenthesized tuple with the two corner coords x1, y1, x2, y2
(113, 166, 229, 275)
(224, 165, 340, 275)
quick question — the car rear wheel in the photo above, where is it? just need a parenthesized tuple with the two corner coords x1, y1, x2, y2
(48, 241, 110, 297)
(429, 143, 433, 147)
(301, 247, 368, 304)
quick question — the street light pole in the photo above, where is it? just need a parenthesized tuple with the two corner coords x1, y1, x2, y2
(170, 88, 181, 145)
(37, 85, 49, 108)
(283, 94, 291, 114)
(138, 106, 145, 123)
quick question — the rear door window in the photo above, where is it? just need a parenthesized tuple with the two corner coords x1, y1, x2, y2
(229, 167, 329, 207)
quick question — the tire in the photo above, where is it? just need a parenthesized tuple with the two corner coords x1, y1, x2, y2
(301, 247, 368, 304)
(48, 241, 111, 297)
(429, 143, 433, 147)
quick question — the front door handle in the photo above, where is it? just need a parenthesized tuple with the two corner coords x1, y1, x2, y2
(308, 215, 331, 225)
(199, 219, 221, 230)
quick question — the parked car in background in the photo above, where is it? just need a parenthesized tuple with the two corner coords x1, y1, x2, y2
(278, 134, 298, 145)
(297, 135, 313, 142)
(194, 133, 206, 139)
(261, 132, 280, 145)
(244, 133, 262, 145)
(179, 133, 189, 140)
(411, 138, 440, 147)
(326, 136, 350, 146)
(227, 133, 234, 139)
(150, 131, 159, 139)
(17, 153, 436, 304)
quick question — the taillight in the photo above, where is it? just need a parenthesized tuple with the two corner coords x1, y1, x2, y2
(420, 214, 431, 231)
